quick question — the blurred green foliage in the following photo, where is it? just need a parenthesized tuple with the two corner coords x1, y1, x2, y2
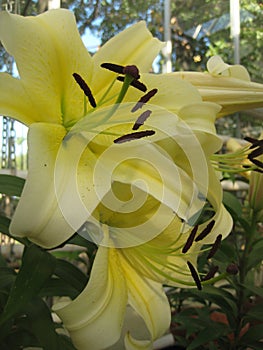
(1, 0, 263, 81)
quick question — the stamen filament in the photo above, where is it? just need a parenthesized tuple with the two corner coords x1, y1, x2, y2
(211, 164, 258, 174)
(211, 141, 263, 174)
(138, 254, 196, 286)
(96, 78, 118, 107)
(201, 272, 228, 286)
(97, 74, 138, 125)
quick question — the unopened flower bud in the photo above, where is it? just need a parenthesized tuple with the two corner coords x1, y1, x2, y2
(226, 263, 239, 275)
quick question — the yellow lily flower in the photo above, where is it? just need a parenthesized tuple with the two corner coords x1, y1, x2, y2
(0, 9, 234, 349)
(51, 96, 232, 350)
(0, 8, 226, 248)
(173, 55, 263, 117)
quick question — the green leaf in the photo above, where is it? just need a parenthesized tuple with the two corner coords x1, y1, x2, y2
(239, 324, 263, 344)
(223, 191, 242, 219)
(0, 253, 8, 267)
(173, 308, 205, 337)
(39, 277, 79, 299)
(247, 252, 263, 272)
(213, 239, 238, 267)
(187, 323, 229, 350)
(247, 238, 263, 270)
(0, 215, 11, 235)
(250, 238, 263, 254)
(191, 286, 238, 328)
(238, 341, 263, 350)
(0, 325, 38, 349)
(0, 215, 30, 245)
(0, 174, 25, 196)
(0, 267, 16, 289)
(68, 233, 97, 253)
(56, 334, 77, 350)
(238, 216, 251, 232)
(241, 284, 263, 298)
(54, 258, 88, 293)
(25, 297, 67, 350)
(0, 244, 56, 327)
(2, 297, 76, 349)
(244, 301, 263, 322)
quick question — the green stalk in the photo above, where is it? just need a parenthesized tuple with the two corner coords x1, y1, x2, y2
(91, 74, 135, 127)
(231, 210, 258, 349)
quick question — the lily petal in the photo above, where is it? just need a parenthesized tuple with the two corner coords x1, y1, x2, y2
(207, 55, 250, 81)
(124, 74, 222, 153)
(125, 73, 202, 115)
(119, 255, 170, 349)
(91, 22, 164, 95)
(53, 246, 127, 350)
(64, 103, 214, 231)
(0, 9, 93, 126)
(177, 102, 221, 151)
(9, 123, 71, 248)
(108, 142, 205, 223)
(0, 73, 36, 125)
(173, 70, 263, 118)
(121, 216, 199, 287)
(198, 163, 233, 244)
(10, 122, 117, 248)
